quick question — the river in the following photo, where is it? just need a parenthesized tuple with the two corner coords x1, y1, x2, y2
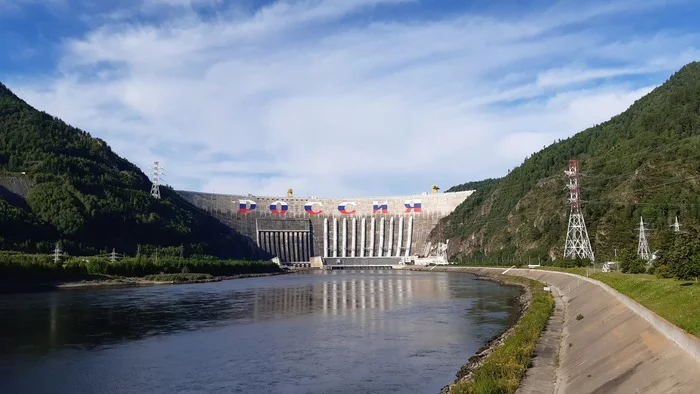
(0, 270, 520, 394)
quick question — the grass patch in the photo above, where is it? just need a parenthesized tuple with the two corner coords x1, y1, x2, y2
(589, 272, 700, 337)
(540, 267, 700, 338)
(142, 273, 215, 283)
(451, 276, 554, 394)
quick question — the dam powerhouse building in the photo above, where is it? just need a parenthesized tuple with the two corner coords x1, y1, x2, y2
(177, 190, 474, 265)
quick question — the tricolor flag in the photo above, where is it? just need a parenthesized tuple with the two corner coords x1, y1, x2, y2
(270, 201, 288, 215)
(304, 202, 323, 215)
(404, 199, 422, 213)
(373, 201, 388, 214)
(338, 202, 356, 214)
(238, 199, 257, 213)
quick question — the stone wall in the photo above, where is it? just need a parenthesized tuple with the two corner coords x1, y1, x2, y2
(176, 190, 473, 262)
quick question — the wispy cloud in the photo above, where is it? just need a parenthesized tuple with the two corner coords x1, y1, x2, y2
(5, 0, 700, 197)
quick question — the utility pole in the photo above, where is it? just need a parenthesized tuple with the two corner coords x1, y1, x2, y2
(111, 248, 118, 263)
(563, 160, 595, 261)
(638, 217, 651, 261)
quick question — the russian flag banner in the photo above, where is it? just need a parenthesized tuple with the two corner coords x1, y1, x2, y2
(337, 201, 357, 214)
(304, 202, 323, 215)
(373, 201, 388, 214)
(269, 201, 288, 215)
(404, 199, 422, 213)
(238, 199, 257, 213)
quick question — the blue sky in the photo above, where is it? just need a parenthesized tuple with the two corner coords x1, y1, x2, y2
(1, 0, 699, 197)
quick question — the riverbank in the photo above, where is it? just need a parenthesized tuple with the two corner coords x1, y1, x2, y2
(543, 267, 700, 338)
(412, 268, 554, 394)
(0, 271, 287, 293)
(437, 266, 700, 393)
(441, 275, 532, 393)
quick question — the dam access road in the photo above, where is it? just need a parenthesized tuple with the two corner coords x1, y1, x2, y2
(414, 267, 700, 394)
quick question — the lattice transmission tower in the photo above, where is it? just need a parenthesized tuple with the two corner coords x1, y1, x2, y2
(563, 160, 595, 261)
(637, 217, 651, 260)
(672, 216, 681, 232)
(53, 243, 63, 264)
(150, 161, 164, 199)
(110, 248, 119, 263)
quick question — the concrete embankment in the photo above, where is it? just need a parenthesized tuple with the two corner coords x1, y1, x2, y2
(414, 266, 700, 394)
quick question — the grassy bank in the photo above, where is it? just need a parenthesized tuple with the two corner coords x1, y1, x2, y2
(451, 276, 554, 394)
(0, 251, 282, 291)
(540, 267, 700, 337)
(585, 271, 698, 337)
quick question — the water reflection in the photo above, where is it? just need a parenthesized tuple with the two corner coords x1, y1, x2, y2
(0, 271, 521, 394)
(254, 272, 422, 319)
(0, 271, 518, 358)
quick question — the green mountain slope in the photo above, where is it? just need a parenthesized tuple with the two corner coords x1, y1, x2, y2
(446, 177, 502, 193)
(0, 82, 261, 259)
(439, 61, 700, 262)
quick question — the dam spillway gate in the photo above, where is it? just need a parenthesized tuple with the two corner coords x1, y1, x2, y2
(255, 216, 416, 263)
(256, 219, 313, 263)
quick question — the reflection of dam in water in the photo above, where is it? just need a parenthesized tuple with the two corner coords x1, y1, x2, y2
(252, 271, 451, 321)
(1, 271, 522, 394)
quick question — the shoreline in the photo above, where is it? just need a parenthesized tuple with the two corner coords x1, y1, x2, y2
(408, 267, 542, 394)
(429, 269, 533, 393)
(0, 271, 287, 294)
(460, 267, 700, 393)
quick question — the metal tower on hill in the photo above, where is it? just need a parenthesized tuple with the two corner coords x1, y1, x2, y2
(563, 160, 595, 261)
(638, 217, 651, 260)
(150, 161, 163, 199)
(672, 216, 681, 232)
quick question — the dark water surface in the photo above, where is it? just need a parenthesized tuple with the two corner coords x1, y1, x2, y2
(0, 270, 520, 394)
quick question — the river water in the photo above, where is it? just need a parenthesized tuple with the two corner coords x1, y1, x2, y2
(0, 270, 520, 394)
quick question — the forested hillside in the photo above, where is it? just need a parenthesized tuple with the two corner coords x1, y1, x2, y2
(438, 61, 700, 262)
(446, 177, 502, 193)
(0, 82, 260, 259)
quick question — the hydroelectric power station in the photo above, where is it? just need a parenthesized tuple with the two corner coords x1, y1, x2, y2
(176, 189, 473, 268)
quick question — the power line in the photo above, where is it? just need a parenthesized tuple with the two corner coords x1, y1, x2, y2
(458, 137, 700, 198)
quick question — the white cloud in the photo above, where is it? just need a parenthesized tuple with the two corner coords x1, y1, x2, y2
(6, 0, 700, 197)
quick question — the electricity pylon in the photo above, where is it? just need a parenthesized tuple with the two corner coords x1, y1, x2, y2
(637, 217, 651, 261)
(563, 160, 595, 261)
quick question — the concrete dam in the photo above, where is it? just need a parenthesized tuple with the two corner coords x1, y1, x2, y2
(176, 190, 474, 264)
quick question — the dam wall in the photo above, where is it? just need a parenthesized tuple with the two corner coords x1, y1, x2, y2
(176, 190, 473, 263)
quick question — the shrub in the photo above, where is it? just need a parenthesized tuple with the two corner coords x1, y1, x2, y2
(655, 265, 673, 279)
